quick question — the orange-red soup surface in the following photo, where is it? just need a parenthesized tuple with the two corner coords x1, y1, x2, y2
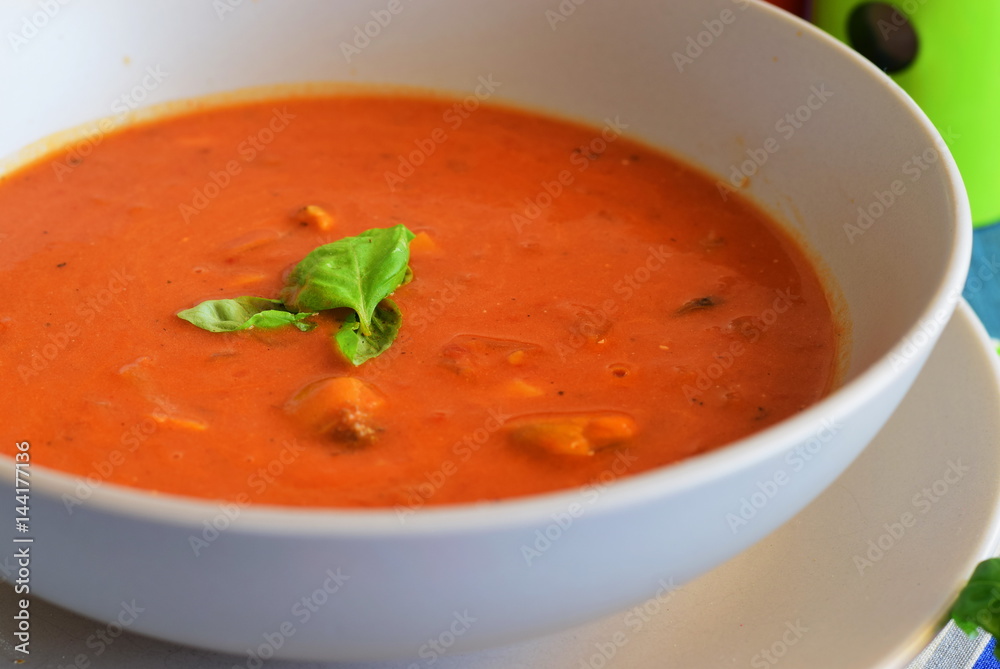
(0, 96, 839, 508)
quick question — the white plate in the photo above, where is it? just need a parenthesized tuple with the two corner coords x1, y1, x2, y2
(3, 301, 998, 668)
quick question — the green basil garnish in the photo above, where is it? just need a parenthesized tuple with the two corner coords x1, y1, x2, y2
(177, 297, 317, 332)
(177, 225, 414, 365)
(950, 558, 1000, 661)
(335, 299, 402, 366)
(280, 225, 415, 336)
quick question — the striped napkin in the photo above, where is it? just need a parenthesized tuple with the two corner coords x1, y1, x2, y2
(906, 623, 996, 669)
(910, 226, 1000, 669)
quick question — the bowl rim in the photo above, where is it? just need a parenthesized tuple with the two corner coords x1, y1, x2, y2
(0, 0, 973, 536)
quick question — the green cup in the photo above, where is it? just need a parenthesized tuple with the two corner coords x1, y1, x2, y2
(813, 0, 1000, 227)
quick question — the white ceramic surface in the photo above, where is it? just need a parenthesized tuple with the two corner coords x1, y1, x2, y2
(0, 0, 972, 661)
(3, 302, 998, 669)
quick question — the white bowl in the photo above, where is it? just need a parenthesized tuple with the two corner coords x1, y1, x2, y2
(0, 0, 971, 662)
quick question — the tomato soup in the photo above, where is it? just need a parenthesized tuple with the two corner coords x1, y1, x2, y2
(0, 95, 840, 508)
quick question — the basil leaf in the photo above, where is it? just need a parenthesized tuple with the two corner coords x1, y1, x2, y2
(177, 297, 316, 333)
(334, 299, 402, 366)
(246, 310, 317, 332)
(280, 224, 415, 336)
(950, 558, 1000, 659)
(176, 225, 415, 365)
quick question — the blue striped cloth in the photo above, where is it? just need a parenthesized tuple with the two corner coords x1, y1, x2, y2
(944, 226, 1000, 669)
(974, 638, 999, 669)
(906, 624, 997, 668)
(964, 225, 1000, 340)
